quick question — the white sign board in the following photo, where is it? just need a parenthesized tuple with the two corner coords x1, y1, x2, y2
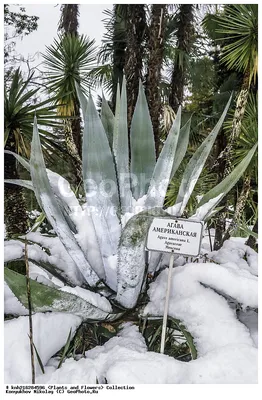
(146, 217, 203, 256)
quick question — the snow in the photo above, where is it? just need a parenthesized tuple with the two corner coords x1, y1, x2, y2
(4, 283, 29, 316)
(33, 323, 257, 384)
(4, 234, 84, 286)
(191, 193, 224, 221)
(106, 343, 257, 384)
(4, 313, 82, 384)
(4, 235, 258, 384)
(144, 263, 257, 357)
(120, 195, 147, 227)
(36, 324, 148, 384)
(208, 239, 258, 276)
(105, 254, 118, 291)
(60, 286, 113, 313)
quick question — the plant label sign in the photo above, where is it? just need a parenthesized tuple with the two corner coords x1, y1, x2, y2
(146, 217, 204, 256)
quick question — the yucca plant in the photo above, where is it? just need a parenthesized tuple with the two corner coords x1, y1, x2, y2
(4, 79, 257, 323)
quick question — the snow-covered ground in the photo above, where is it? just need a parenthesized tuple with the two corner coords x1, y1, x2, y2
(4, 237, 258, 384)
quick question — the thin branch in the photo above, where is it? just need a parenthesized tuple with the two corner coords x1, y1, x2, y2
(25, 239, 35, 384)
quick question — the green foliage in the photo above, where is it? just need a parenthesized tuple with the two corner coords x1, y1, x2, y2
(203, 5, 258, 86)
(43, 34, 97, 115)
(141, 316, 197, 361)
(216, 5, 258, 86)
(4, 69, 64, 162)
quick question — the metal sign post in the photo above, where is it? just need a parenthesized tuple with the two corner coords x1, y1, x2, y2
(160, 250, 175, 354)
(146, 217, 203, 355)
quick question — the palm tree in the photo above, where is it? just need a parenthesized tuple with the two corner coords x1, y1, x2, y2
(204, 4, 258, 249)
(4, 69, 63, 237)
(92, 5, 128, 112)
(145, 4, 167, 157)
(169, 4, 195, 112)
(215, 4, 258, 175)
(42, 34, 97, 182)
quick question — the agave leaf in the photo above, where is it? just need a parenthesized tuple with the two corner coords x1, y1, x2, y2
(101, 93, 115, 150)
(116, 208, 168, 309)
(145, 107, 181, 208)
(75, 81, 88, 114)
(193, 144, 257, 221)
(5, 176, 78, 234)
(4, 150, 30, 171)
(113, 77, 133, 212)
(174, 95, 232, 216)
(130, 80, 156, 200)
(4, 268, 114, 321)
(171, 116, 191, 178)
(4, 179, 33, 191)
(82, 93, 121, 257)
(30, 117, 100, 286)
(4, 240, 83, 287)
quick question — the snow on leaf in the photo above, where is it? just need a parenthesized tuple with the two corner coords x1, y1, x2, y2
(174, 95, 232, 216)
(30, 117, 100, 286)
(116, 208, 168, 308)
(4, 268, 116, 321)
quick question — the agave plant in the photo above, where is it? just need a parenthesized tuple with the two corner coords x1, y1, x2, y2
(4, 79, 257, 322)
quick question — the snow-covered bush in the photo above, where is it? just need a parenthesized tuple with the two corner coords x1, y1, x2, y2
(4, 81, 256, 318)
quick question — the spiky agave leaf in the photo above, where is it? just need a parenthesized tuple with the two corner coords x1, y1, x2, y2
(116, 208, 169, 309)
(4, 268, 115, 321)
(6, 149, 105, 281)
(30, 117, 101, 286)
(171, 116, 191, 178)
(113, 77, 133, 212)
(174, 95, 232, 216)
(81, 91, 121, 259)
(101, 93, 115, 150)
(192, 143, 257, 221)
(4, 238, 84, 287)
(130, 80, 156, 200)
(145, 107, 181, 208)
(4, 179, 33, 191)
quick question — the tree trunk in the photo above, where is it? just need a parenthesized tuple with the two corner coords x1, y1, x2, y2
(145, 4, 167, 157)
(124, 4, 146, 127)
(169, 4, 194, 112)
(71, 97, 82, 156)
(4, 133, 28, 237)
(214, 72, 250, 249)
(223, 174, 251, 242)
(59, 4, 79, 35)
(246, 218, 258, 250)
(64, 121, 83, 187)
(111, 5, 128, 112)
(59, 3, 82, 183)
(222, 72, 250, 176)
